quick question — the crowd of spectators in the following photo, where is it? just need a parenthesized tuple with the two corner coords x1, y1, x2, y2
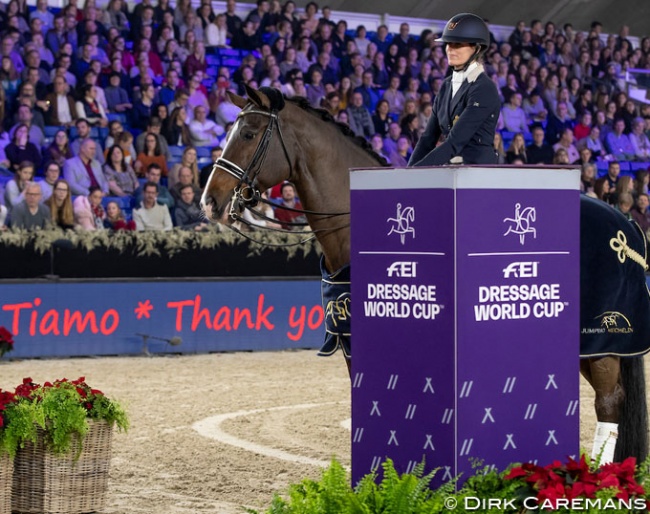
(0, 0, 650, 233)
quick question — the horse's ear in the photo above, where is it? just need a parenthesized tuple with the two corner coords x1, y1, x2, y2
(227, 91, 248, 109)
(244, 84, 271, 109)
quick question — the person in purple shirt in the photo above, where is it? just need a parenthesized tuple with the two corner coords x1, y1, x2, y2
(606, 118, 635, 161)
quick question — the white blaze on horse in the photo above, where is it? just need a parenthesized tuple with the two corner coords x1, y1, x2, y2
(201, 86, 650, 465)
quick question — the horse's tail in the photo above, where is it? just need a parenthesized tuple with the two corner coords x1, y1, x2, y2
(614, 356, 649, 463)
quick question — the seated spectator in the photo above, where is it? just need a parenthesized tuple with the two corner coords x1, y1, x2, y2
(616, 192, 634, 219)
(629, 117, 650, 161)
(522, 91, 547, 124)
(169, 146, 199, 189)
(75, 84, 108, 128)
(105, 72, 133, 114)
(132, 163, 175, 210)
(606, 118, 635, 162)
(170, 165, 202, 203)
(274, 182, 305, 230)
(347, 92, 374, 139)
(135, 117, 171, 161)
(372, 99, 391, 138)
(40, 161, 62, 202)
(578, 126, 607, 160)
(135, 133, 169, 177)
(545, 101, 574, 146)
(369, 133, 391, 162)
(186, 74, 210, 120)
(5, 161, 35, 209)
(44, 178, 75, 229)
(131, 81, 157, 131)
(9, 105, 44, 148)
(526, 125, 554, 164)
(501, 93, 529, 134)
(103, 145, 139, 197)
(580, 162, 597, 194)
(400, 114, 419, 148)
(63, 139, 110, 196)
(117, 131, 136, 166)
(104, 121, 124, 151)
(5, 125, 41, 172)
(383, 122, 402, 156)
(573, 112, 592, 141)
(206, 13, 228, 48)
(133, 181, 173, 231)
(199, 147, 222, 188)
(44, 75, 77, 127)
(189, 105, 224, 147)
(174, 184, 208, 230)
(383, 75, 406, 117)
(43, 130, 74, 168)
(605, 161, 621, 191)
(577, 147, 595, 166)
(552, 148, 570, 165)
(631, 193, 650, 234)
(553, 128, 580, 163)
(70, 118, 105, 164)
(388, 135, 412, 167)
(73, 186, 106, 230)
(10, 182, 50, 230)
(213, 81, 241, 126)
(506, 133, 528, 164)
(493, 132, 506, 164)
(104, 200, 136, 231)
(164, 106, 193, 146)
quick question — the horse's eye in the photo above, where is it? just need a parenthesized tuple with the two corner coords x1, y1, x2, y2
(242, 131, 255, 141)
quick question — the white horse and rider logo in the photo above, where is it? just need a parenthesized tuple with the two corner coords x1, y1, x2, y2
(387, 203, 415, 245)
(503, 203, 537, 245)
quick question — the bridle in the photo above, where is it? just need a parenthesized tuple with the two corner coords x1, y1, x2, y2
(209, 102, 350, 247)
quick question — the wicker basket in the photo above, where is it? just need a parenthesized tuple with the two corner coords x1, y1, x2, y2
(0, 452, 12, 514)
(12, 420, 113, 514)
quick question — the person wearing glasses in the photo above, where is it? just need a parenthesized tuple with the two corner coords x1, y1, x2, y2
(10, 182, 51, 230)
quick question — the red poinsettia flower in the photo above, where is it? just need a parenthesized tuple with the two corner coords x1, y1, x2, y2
(0, 327, 13, 345)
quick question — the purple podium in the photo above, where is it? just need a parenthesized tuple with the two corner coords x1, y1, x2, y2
(350, 166, 581, 486)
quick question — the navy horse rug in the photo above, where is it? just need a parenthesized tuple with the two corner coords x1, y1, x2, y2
(580, 195, 650, 357)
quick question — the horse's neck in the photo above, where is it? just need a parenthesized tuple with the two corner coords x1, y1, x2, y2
(290, 120, 380, 273)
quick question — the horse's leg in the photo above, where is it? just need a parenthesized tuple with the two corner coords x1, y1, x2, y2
(345, 355, 351, 378)
(580, 356, 623, 464)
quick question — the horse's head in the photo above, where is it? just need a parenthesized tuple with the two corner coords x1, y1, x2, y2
(201, 85, 293, 223)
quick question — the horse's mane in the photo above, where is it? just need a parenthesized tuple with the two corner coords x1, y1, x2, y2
(284, 96, 390, 167)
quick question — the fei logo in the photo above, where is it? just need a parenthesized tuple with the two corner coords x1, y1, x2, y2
(387, 203, 415, 245)
(387, 261, 417, 278)
(502, 262, 539, 279)
(503, 203, 537, 245)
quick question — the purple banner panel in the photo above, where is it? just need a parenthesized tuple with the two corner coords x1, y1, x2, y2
(456, 183, 581, 479)
(351, 170, 456, 486)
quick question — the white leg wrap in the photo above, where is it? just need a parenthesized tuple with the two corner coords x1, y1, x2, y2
(591, 422, 618, 464)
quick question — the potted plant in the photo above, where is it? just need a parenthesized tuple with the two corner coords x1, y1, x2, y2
(0, 387, 43, 514)
(11, 377, 128, 514)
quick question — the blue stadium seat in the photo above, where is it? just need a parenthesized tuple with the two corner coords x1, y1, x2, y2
(196, 147, 211, 158)
(107, 113, 127, 123)
(169, 146, 185, 158)
(44, 126, 64, 137)
(629, 162, 650, 172)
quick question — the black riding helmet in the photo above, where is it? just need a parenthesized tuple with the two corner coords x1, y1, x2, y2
(436, 13, 490, 69)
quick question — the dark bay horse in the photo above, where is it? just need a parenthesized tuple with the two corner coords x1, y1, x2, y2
(201, 85, 649, 464)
